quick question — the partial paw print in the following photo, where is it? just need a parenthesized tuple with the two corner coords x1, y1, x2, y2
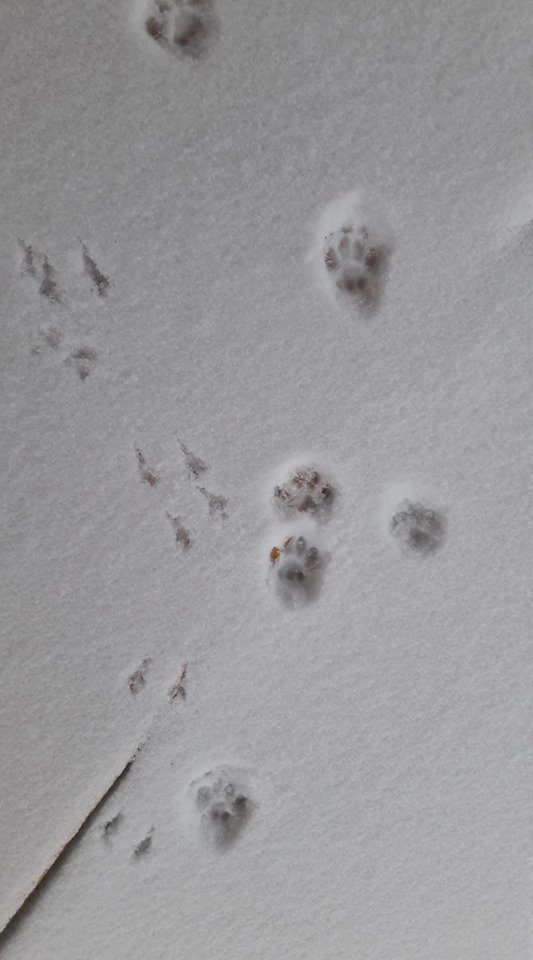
(186, 765, 252, 848)
(132, 437, 228, 559)
(141, 0, 215, 58)
(311, 191, 392, 313)
(269, 533, 325, 606)
(29, 325, 64, 357)
(19, 240, 62, 303)
(65, 347, 98, 381)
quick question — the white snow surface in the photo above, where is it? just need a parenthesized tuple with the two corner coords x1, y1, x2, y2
(0, 0, 532, 956)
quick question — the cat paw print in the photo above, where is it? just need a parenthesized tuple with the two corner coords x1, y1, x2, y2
(312, 191, 392, 312)
(142, 0, 213, 58)
(273, 465, 334, 520)
(189, 766, 251, 847)
(390, 499, 446, 555)
(270, 534, 324, 605)
(324, 224, 386, 303)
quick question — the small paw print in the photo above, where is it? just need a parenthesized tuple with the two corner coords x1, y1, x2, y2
(273, 466, 334, 519)
(390, 500, 446, 555)
(143, 0, 212, 57)
(313, 191, 392, 312)
(270, 534, 323, 605)
(324, 222, 386, 305)
(190, 766, 251, 846)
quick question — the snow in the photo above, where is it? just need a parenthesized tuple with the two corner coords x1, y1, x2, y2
(1, 0, 532, 956)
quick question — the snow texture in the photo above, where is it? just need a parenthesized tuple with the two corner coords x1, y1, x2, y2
(1, 0, 533, 957)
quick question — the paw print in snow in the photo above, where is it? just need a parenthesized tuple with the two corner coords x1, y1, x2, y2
(66, 347, 98, 381)
(189, 766, 251, 847)
(325, 224, 384, 302)
(142, 0, 212, 58)
(312, 191, 391, 312)
(270, 534, 323, 605)
(390, 500, 446, 555)
(273, 466, 334, 519)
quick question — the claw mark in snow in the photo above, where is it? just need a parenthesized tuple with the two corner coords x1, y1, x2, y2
(101, 812, 123, 838)
(128, 657, 152, 693)
(177, 438, 208, 479)
(135, 447, 159, 487)
(81, 243, 110, 296)
(168, 663, 188, 701)
(134, 828, 154, 857)
(166, 512, 193, 550)
(197, 486, 228, 519)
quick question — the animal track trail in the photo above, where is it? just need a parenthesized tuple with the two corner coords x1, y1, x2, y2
(133, 443, 195, 553)
(19, 239, 111, 379)
(141, 0, 215, 59)
(177, 437, 229, 520)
